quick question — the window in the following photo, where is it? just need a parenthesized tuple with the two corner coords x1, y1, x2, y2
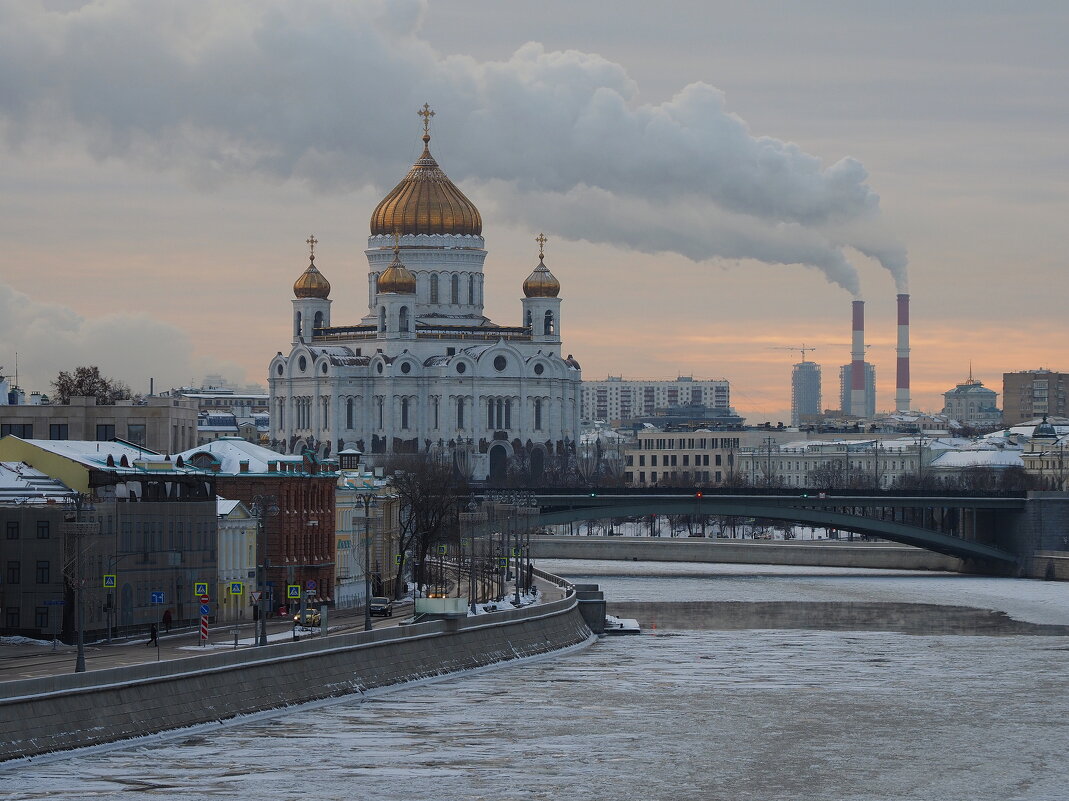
(35, 560, 50, 584)
(433, 397, 440, 429)
(534, 399, 542, 431)
(5, 522, 17, 540)
(401, 398, 410, 430)
(6, 561, 19, 584)
(457, 397, 465, 429)
(651, 455, 657, 467)
(451, 275, 459, 304)
(399, 306, 410, 332)
(96, 424, 116, 441)
(127, 424, 146, 446)
(430, 274, 439, 303)
(468, 275, 475, 304)
(36, 520, 49, 539)
(35, 606, 48, 630)
(49, 423, 69, 440)
(638, 455, 645, 467)
(5, 608, 18, 628)
(1, 424, 33, 438)
(543, 310, 554, 336)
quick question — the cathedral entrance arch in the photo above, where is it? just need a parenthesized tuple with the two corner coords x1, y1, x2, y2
(488, 443, 509, 484)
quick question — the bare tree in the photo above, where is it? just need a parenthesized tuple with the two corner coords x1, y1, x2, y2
(52, 366, 131, 405)
(384, 453, 469, 599)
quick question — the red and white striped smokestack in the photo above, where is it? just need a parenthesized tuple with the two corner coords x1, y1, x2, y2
(850, 300, 866, 417)
(895, 293, 911, 412)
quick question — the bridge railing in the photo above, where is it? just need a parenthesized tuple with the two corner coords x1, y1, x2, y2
(531, 566, 574, 597)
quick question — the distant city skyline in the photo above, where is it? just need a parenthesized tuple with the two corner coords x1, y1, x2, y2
(1, 1, 1066, 423)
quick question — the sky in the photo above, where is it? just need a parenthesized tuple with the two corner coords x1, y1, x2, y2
(1, 0, 1066, 424)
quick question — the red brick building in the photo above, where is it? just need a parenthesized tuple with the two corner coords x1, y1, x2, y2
(178, 439, 336, 608)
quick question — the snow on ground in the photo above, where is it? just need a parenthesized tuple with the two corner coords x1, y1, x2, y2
(538, 558, 1069, 626)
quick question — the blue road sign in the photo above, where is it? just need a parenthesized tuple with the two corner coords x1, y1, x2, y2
(200, 604, 211, 615)
(151, 591, 165, 604)
(44, 599, 65, 606)
(305, 580, 317, 591)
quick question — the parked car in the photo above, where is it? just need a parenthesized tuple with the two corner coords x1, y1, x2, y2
(293, 609, 321, 627)
(369, 597, 394, 617)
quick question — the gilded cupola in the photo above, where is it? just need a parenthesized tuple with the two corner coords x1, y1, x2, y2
(377, 241, 417, 294)
(369, 104, 482, 237)
(522, 233, 560, 298)
(293, 235, 331, 298)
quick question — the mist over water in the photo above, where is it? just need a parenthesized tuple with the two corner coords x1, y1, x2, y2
(6, 564, 1069, 800)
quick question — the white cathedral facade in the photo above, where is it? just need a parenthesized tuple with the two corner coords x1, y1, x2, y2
(268, 109, 582, 482)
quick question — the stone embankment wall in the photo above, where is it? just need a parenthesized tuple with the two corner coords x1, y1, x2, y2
(1, 594, 593, 762)
(608, 601, 1069, 636)
(533, 536, 963, 572)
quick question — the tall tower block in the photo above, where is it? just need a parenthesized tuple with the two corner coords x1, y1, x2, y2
(895, 293, 911, 412)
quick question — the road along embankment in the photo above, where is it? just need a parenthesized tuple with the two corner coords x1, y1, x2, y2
(608, 601, 1069, 636)
(1, 593, 593, 762)
(532, 536, 963, 571)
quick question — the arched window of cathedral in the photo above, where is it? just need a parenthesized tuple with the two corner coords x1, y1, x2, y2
(433, 397, 440, 429)
(544, 310, 554, 336)
(377, 397, 384, 429)
(457, 397, 465, 429)
(430, 274, 439, 304)
(504, 399, 511, 430)
(313, 311, 324, 330)
(346, 397, 353, 429)
(534, 398, 542, 431)
(487, 398, 494, 429)
(526, 309, 532, 329)
(379, 306, 386, 332)
(401, 397, 410, 430)
(399, 306, 410, 332)
(295, 311, 302, 339)
(468, 275, 474, 304)
(451, 274, 459, 304)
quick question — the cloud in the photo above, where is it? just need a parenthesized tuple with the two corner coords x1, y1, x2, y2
(0, 0, 906, 295)
(0, 284, 249, 394)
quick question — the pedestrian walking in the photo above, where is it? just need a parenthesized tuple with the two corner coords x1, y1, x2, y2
(146, 623, 158, 647)
(162, 609, 172, 633)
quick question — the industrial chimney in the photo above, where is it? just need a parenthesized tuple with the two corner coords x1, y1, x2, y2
(895, 293, 911, 412)
(850, 300, 866, 417)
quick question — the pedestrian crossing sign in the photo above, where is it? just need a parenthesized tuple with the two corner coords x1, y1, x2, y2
(287, 584, 301, 600)
(194, 582, 209, 597)
(229, 582, 243, 595)
(103, 574, 116, 588)
(436, 544, 448, 555)
(395, 554, 405, 564)
(498, 557, 508, 567)
(512, 547, 521, 557)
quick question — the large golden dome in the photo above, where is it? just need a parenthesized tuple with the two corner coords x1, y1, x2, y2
(377, 248, 417, 294)
(293, 255, 331, 299)
(370, 130, 482, 237)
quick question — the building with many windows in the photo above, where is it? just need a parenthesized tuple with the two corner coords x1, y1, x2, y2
(942, 372, 1001, 428)
(268, 109, 581, 483)
(791, 361, 822, 426)
(581, 376, 731, 426)
(624, 431, 741, 487)
(0, 395, 197, 453)
(1003, 370, 1069, 425)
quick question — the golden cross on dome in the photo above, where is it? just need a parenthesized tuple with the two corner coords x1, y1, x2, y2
(306, 234, 318, 259)
(536, 232, 547, 259)
(418, 103, 435, 136)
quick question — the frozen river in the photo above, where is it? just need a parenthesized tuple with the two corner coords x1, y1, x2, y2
(5, 564, 1069, 800)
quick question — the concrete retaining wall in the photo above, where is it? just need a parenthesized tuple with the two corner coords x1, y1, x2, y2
(607, 600, 1069, 636)
(533, 536, 963, 571)
(1, 595, 593, 762)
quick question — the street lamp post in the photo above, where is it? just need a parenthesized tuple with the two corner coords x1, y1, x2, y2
(358, 491, 377, 632)
(251, 495, 279, 647)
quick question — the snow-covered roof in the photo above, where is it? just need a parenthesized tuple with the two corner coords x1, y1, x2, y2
(216, 497, 242, 516)
(10, 439, 205, 477)
(930, 450, 1024, 469)
(0, 462, 73, 504)
(175, 437, 303, 474)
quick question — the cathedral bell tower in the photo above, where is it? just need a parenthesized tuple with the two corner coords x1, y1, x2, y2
(292, 235, 331, 344)
(374, 238, 417, 341)
(521, 233, 562, 344)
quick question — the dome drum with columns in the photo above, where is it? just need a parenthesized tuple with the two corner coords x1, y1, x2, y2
(269, 106, 580, 482)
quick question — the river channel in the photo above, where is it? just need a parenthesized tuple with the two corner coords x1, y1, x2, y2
(5, 562, 1069, 800)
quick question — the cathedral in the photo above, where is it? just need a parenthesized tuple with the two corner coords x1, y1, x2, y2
(268, 106, 582, 482)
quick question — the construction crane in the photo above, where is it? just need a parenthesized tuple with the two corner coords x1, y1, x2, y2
(769, 344, 818, 362)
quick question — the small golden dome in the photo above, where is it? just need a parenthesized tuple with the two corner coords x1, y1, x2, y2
(370, 128, 482, 237)
(293, 256, 331, 299)
(377, 249, 417, 294)
(523, 256, 560, 298)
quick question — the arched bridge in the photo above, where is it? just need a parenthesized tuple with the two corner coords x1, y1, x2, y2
(522, 490, 1030, 565)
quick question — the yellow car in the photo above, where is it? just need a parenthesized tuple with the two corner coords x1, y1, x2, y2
(292, 609, 321, 627)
